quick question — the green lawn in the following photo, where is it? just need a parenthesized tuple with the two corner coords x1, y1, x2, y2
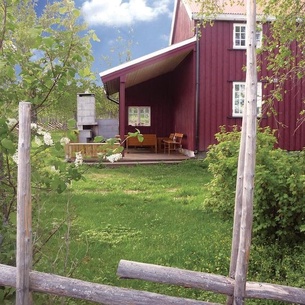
(35, 160, 233, 304)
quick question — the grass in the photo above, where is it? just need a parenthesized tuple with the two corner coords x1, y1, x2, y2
(35, 160, 234, 304)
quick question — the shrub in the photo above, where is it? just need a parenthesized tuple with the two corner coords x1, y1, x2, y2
(204, 126, 305, 244)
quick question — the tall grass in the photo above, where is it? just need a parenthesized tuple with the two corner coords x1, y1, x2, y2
(35, 160, 233, 304)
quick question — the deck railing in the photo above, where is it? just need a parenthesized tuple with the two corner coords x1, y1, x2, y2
(65, 143, 121, 160)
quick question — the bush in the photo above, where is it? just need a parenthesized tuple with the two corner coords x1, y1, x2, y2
(204, 126, 305, 244)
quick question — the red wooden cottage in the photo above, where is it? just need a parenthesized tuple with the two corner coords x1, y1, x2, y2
(100, 0, 305, 156)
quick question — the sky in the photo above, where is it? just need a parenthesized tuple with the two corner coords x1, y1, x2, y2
(37, 0, 176, 84)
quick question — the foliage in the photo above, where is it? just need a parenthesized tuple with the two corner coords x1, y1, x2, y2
(249, 242, 305, 288)
(257, 0, 305, 118)
(204, 126, 305, 244)
(0, 0, 97, 277)
(38, 82, 119, 123)
(35, 161, 234, 304)
(33, 162, 305, 304)
(0, 0, 98, 119)
(93, 129, 143, 163)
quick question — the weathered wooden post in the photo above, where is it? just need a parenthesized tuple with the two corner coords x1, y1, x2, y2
(16, 102, 32, 305)
(232, 0, 258, 304)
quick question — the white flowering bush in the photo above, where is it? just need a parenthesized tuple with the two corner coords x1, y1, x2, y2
(0, 115, 87, 276)
(1, 116, 83, 223)
(95, 129, 143, 164)
(106, 153, 123, 163)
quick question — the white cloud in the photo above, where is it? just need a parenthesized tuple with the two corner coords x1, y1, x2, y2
(160, 33, 169, 42)
(81, 0, 172, 27)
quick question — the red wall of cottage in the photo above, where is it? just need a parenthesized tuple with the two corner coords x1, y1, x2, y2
(171, 0, 195, 44)
(171, 53, 196, 150)
(124, 52, 196, 150)
(122, 5, 305, 152)
(125, 74, 174, 137)
(197, 20, 305, 151)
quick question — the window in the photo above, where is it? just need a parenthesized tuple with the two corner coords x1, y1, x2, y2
(128, 106, 151, 126)
(233, 24, 262, 49)
(232, 82, 262, 117)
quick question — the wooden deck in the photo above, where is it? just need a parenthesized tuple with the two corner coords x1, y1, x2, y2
(65, 143, 192, 166)
(117, 149, 190, 166)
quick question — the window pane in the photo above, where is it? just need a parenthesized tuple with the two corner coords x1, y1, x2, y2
(234, 25, 246, 48)
(128, 106, 151, 126)
(232, 82, 262, 116)
(128, 107, 138, 126)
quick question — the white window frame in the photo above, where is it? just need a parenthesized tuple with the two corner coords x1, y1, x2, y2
(232, 82, 262, 117)
(233, 23, 262, 49)
(128, 106, 151, 126)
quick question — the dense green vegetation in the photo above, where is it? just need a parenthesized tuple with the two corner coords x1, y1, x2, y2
(34, 161, 233, 304)
(26, 159, 305, 305)
(2, 1, 305, 304)
(205, 126, 305, 244)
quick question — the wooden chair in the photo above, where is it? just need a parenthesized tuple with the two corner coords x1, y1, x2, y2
(163, 133, 183, 154)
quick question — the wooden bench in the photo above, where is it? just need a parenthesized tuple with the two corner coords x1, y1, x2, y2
(126, 134, 157, 153)
(65, 143, 121, 160)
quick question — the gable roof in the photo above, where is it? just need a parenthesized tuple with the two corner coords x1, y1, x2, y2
(100, 36, 196, 96)
(180, 0, 264, 20)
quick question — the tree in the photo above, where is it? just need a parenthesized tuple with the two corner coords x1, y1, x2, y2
(256, 0, 305, 125)
(0, 0, 97, 279)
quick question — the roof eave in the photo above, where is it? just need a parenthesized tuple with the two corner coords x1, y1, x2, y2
(192, 12, 275, 22)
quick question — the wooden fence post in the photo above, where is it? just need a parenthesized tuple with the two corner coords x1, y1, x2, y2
(233, 0, 257, 304)
(16, 102, 32, 305)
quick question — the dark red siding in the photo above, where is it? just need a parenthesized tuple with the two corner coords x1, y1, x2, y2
(124, 52, 195, 150)
(125, 74, 174, 136)
(171, 1, 195, 44)
(197, 21, 305, 151)
(198, 21, 246, 151)
(117, 0, 305, 153)
(171, 53, 196, 150)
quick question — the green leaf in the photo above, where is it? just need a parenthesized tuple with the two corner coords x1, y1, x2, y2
(1, 138, 15, 152)
(79, 66, 91, 77)
(43, 36, 55, 48)
(59, 7, 68, 14)
(73, 9, 81, 18)
(91, 32, 100, 42)
(0, 60, 6, 69)
(137, 134, 144, 142)
(72, 54, 82, 62)
(94, 136, 104, 143)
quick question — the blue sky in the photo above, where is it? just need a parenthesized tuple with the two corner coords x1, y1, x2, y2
(37, 0, 175, 83)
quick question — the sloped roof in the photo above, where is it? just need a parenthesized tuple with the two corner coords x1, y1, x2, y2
(182, 0, 264, 20)
(100, 36, 196, 96)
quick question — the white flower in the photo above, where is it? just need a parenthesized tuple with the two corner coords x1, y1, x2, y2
(50, 165, 60, 174)
(30, 123, 38, 130)
(74, 151, 83, 167)
(6, 118, 17, 128)
(37, 127, 45, 135)
(12, 150, 18, 164)
(43, 132, 54, 146)
(60, 137, 70, 146)
(106, 153, 122, 163)
(34, 135, 43, 147)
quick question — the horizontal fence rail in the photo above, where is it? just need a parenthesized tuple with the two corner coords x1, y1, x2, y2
(65, 143, 120, 160)
(117, 260, 305, 304)
(0, 264, 221, 305)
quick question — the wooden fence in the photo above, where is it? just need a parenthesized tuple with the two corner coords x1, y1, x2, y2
(3, 102, 305, 305)
(65, 143, 121, 160)
(1, 259, 305, 305)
